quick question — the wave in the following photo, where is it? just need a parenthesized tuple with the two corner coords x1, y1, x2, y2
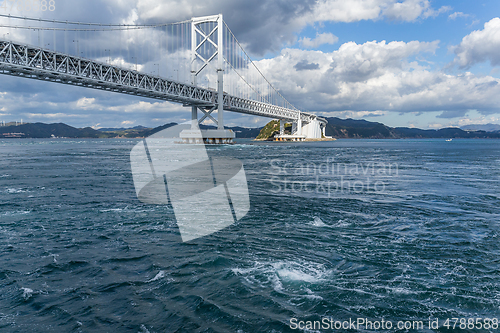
(99, 206, 157, 213)
(309, 216, 351, 228)
(4, 188, 29, 194)
(1, 210, 31, 216)
(232, 260, 333, 296)
(310, 216, 327, 227)
(21, 287, 34, 300)
(147, 270, 173, 283)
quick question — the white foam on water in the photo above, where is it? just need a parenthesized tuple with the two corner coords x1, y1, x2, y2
(1, 210, 31, 217)
(5, 188, 29, 194)
(310, 216, 327, 227)
(270, 272, 284, 292)
(148, 270, 172, 283)
(100, 208, 125, 213)
(276, 266, 319, 282)
(310, 216, 350, 228)
(303, 287, 323, 300)
(139, 324, 151, 333)
(333, 219, 351, 227)
(0, 174, 10, 178)
(100, 206, 157, 213)
(385, 286, 417, 295)
(232, 263, 283, 292)
(21, 287, 33, 300)
(273, 261, 328, 283)
(232, 260, 332, 294)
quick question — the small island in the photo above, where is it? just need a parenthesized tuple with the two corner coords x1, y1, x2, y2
(255, 120, 336, 141)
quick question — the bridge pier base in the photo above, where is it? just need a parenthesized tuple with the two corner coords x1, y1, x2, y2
(180, 129, 235, 144)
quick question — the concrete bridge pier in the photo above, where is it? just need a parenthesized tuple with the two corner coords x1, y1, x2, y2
(275, 117, 328, 141)
(301, 118, 322, 138)
(180, 105, 235, 144)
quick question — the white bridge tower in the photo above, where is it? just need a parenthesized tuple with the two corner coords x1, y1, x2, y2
(180, 14, 235, 144)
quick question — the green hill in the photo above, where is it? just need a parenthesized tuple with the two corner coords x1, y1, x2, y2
(256, 120, 292, 140)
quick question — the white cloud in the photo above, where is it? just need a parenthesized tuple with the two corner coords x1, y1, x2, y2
(255, 39, 500, 115)
(75, 97, 97, 109)
(319, 110, 389, 118)
(448, 12, 470, 20)
(299, 32, 338, 48)
(386, 1, 450, 21)
(452, 17, 500, 68)
(109, 100, 183, 113)
(310, 0, 450, 24)
(308, 0, 383, 23)
(383, 0, 434, 21)
(0, 0, 452, 57)
(0, 77, 189, 128)
(454, 113, 500, 126)
(421, 4, 451, 19)
(113, 0, 452, 54)
(427, 123, 443, 129)
(27, 113, 85, 119)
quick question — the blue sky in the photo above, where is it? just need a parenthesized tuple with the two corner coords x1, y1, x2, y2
(1, 0, 500, 130)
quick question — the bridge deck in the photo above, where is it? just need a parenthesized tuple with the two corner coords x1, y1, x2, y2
(0, 40, 324, 124)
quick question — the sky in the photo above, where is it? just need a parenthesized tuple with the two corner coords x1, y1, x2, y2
(1, 0, 500, 130)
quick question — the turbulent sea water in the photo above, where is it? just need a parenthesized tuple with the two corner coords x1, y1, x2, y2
(1, 138, 500, 332)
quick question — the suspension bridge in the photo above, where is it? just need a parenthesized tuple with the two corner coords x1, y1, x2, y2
(0, 14, 326, 142)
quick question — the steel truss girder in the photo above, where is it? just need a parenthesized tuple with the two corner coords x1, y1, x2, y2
(0, 39, 325, 125)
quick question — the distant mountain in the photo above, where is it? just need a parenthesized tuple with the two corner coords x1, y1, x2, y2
(3, 119, 500, 139)
(96, 123, 260, 138)
(391, 127, 500, 138)
(199, 124, 261, 138)
(139, 123, 178, 137)
(323, 117, 500, 139)
(460, 124, 500, 132)
(324, 117, 394, 138)
(0, 122, 261, 139)
(0, 123, 104, 138)
(98, 125, 149, 131)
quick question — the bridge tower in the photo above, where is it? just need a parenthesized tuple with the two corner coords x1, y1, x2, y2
(180, 14, 235, 144)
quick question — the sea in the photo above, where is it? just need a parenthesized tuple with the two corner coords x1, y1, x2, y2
(1, 138, 500, 332)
